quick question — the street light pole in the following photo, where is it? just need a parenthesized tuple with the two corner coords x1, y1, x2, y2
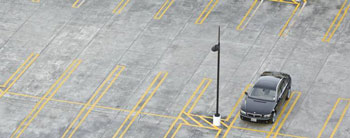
(212, 26, 221, 126)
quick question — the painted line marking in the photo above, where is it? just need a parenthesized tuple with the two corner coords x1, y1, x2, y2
(318, 98, 350, 138)
(119, 72, 168, 138)
(236, 0, 260, 31)
(112, 0, 130, 14)
(171, 123, 183, 138)
(61, 65, 125, 138)
(272, 92, 301, 138)
(317, 98, 341, 138)
(32, 0, 40, 3)
(6, 91, 177, 119)
(322, 0, 350, 42)
(189, 113, 307, 138)
(171, 123, 221, 138)
(268, 0, 298, 4)
(340, 98, 350, 101)
(112, 72, 168, 138)
(266, 92, 300, 138)
(0, 53, 38, 88)
(154, 0, 175, 19)
(72, 0, 85, 8)
(10, 59, 81, 138)
(186, 78, 212, 114)
(225, 84, 252, 121)
(330, 101, 349, 138)
(181, 117, 190, 125)
(184, 112, 204, 127)
(237, 0, 302, 37)
(0, 54, 39, 99)
(199, 116, 219, 130)
(195, 0, 219, 24)
(278, 2, 300, 36)
(282, 0, 307, 37)
(163, 78, 212, 138)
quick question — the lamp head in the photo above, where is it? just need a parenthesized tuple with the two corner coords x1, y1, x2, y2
(211, 44, 219, 52)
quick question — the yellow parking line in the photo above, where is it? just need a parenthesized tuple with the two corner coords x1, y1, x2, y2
(231, 125, 308, 138)
(32, 0, 40, 3)
(236, 0, 260, 31)
(322, 0, 349, 42)
(199, 116, 219, 129)
(112, 72, 162, 138)
(1, 53, 35, 88)
(317, 98, 341, 138)
(119, 72, 168, 138)
(171, 123, 221, 138)
(242, 0, 264, 30)
(187, 78, 212, 114)
(283, 0, 307, 37)
(112, 0, 130, 14)
(189, 113, 307, 138)
(62, 65, 125, 138)
(268, 0, 297, 4)
(195, 0, 219, 24)
(72, 0, 85, 8)
(10, 59, 81, 138)
(0, 54, 39, 99)
(112, 72, 167, 138)
(215, 129, 221, 138)
(184, 112, 204, 127)
(171, 123, 183, 138)
(225, 84, 252, 121)
(7, 91, 177, 120)
(279, 3, 300, 36)
(181, 117, 190, 125)
(163, 78, 208, 138)
(154, 0, 175, 19)
(326, 3, 350, 42)
(222, 111, 240, 137)
(266, 92, 296, 138)
(141, 112, 176, 119)
(183, 123, 220, 130)
(330, 101, 350, 138)
(340, 98, 350, 101)
(272, 92, 301, 138)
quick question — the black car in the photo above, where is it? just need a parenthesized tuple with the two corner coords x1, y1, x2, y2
(240, 71, 292, 123)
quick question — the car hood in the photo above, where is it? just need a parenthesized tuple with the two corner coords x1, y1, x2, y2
(241, 97, 276, 115)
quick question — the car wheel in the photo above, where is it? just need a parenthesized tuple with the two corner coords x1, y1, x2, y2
(286, 88, 291, 100)
(271, 112, 277, 123)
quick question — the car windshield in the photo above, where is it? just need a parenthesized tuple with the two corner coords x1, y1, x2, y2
(249, 87, 276, 101)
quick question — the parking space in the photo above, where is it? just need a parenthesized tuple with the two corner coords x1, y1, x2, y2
(317, 98, 350, 138)
(322, 0, 350, 42)
(222, 92, 302, 138)
(236, 0, 305, 36)
(1, 0, 350, 137)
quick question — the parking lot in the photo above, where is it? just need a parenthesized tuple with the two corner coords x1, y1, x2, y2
(0, 0, 349, 137)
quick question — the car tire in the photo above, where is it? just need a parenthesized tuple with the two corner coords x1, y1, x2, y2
(271, 112, 277, 124)
(286, 88, 291, 100)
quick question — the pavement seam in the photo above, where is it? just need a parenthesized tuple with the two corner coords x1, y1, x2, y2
(0, 3, 41, 50)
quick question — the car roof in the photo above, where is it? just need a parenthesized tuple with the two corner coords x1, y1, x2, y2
(254, 76, 281, 90)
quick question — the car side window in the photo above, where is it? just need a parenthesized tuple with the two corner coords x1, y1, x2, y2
(278, 79, 287, 97)
(282, 80, 288, 92)
(277, 80, 283, 97)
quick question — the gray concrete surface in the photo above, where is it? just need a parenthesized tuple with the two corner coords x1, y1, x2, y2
(0, 0, 349, 137)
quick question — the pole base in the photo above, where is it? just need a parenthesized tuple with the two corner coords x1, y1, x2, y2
(213, 114, 221, 126)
